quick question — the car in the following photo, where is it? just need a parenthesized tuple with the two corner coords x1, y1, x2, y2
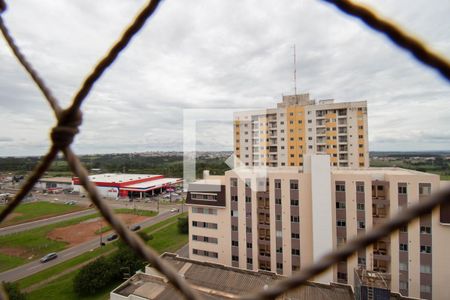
(170, 208, 180, 213)
(106, 233, 118, 241)
(130, 224, 141, 231)
(40, 252, 58, 263)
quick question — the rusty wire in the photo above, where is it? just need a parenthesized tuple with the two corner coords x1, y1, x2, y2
(0, 0, 449, 299)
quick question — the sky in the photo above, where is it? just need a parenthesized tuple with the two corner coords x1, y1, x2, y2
(0, 0, 449, 156)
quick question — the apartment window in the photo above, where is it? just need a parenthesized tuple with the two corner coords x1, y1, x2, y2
(246, 227, 252, 233)
(290, 182, 298, 190)
(231, 210, 238, 217)
(292, 249, 300, 256)
(336, 202, 346, 209)
(298, 120, 302, 124)
(276, 247, 283, 253)
(231, 195, 238, 202)
(275, 198, 281, 205)
(337, 272, 347, 281)
(420, 285, 431, 293)
(420, 264, 431, 274)
(336, 220, 346, 227)
(308, 120, 312, 123)
(291, 233, 300, 239)
(247, 258, 253, 264)
(275, 181, 281, 189)
(231, 178, 238, 187)
(398, 186, 407, 195)
(358, 125, 363, 130)
(357, 203, 365, 211)
(290, 199, 299, 206)
(276, 230, 283, 238)
(358, 257, 366, 266)
(420, 245, 432, 254)
(400, 226, 408, 233)
(246, 242, 252, 249)
(399, 262, 408, 271)
(420, 226, 431, 234)
(336, 184, 345, 192)
(419, 184, 431, 196)
(245, 196, 251, 203)
(359, 144, 364, 148)
(276, 214, 281, 221)
(291, 216, 300, 223)
(290, 120, 294, 124)
(400, 243, 408, 251)
(400, 281, 408, 291)
(232, 240, 239, 247)
(358, 221, 365, 229)
(358, 135, 364, 139)
(231, 225, 238, 231)
(232, 255, 239, 262)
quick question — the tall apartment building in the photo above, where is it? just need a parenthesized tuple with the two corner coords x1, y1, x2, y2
(234, 93, 369, 168)
(186, 155, 450, 300)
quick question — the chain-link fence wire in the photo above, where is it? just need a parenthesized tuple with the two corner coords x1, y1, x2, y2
(0, 0, 449, 299)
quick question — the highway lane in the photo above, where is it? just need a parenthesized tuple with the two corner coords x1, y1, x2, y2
(0, 209, 182, 283)
(0, 209, 97, 236)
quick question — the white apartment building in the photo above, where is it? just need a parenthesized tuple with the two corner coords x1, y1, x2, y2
(186, 155, 450, 300)
(234, 94, 369, 168)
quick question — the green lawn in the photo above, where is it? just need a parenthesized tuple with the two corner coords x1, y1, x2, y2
(0, 214, 99, 272)
(22, 214, 188, 300)
(113, 208, 157, 217)
(0, 202, 86, 227)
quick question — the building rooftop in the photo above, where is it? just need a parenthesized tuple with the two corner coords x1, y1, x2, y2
(122, 178, 183, 191)
(86, 173, 161, 183)
(111, 253, 354, 300)
(38, 177, 73, 183)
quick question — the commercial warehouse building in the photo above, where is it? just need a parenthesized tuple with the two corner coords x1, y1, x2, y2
(72, 173, 182, 199)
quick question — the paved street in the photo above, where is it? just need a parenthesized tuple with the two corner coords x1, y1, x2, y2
(0, 209, 96, 236)
(0, 209, 182, 283)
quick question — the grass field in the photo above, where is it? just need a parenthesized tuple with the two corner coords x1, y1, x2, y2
(0, 214, 99, 272)
(0, 202, 86, 227)
(22, 213, 188, 300)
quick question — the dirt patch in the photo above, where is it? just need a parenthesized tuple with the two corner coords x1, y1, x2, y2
(0, 246, 32, 259)
(4, 212, 23, 222)
(47, 214, 149, 246)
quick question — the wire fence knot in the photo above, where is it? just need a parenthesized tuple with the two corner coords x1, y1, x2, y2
(0, 0, 6, 14)
(51, 109, 82, 149)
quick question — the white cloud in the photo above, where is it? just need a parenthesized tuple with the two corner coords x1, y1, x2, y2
(0, 0, 449, 156)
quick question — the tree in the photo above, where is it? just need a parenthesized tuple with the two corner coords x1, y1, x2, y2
(2, 282, 26, 300)
(177, 216, 189, 234)
(109, 231, 153, 281)
(73, 257, 113, 296)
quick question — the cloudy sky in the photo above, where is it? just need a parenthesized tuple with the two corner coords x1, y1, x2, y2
(0, 0, 449, 156)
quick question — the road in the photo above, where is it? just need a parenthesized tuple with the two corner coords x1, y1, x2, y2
(0, 209, 183, 283)
(0, 209, 96, 236)
(0, 197, 183, 236)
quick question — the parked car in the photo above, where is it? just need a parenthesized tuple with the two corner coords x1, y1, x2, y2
(106, 233, 118, 241)
(40, 252, 58, 263)
(170, 208, 180, 213)
(130, 224, 141, 231)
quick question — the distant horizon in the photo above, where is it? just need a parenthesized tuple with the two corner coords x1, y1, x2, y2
(1, 149, 450, 159)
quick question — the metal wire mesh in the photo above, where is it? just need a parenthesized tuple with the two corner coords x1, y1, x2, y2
(0, 0, 449, 299)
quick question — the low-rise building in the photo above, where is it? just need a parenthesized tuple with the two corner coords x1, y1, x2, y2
(110, 252, 354, 300)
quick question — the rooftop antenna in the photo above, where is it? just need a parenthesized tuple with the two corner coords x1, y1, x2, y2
(293, 44, 297, 96)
